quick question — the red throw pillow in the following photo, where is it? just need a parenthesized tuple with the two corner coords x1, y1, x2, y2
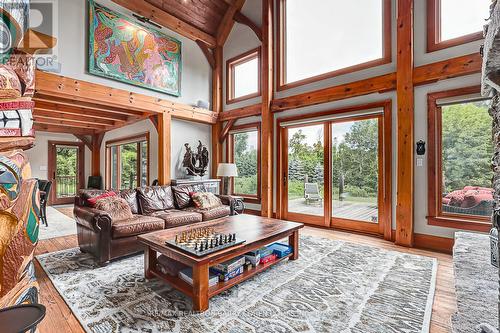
(87, 191, 117, 207)
(461, 189, 493, 208)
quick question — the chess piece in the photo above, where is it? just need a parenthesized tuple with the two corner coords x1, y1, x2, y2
(210, 239, 214, 248)
(232, 233, 236, 241)
(194, 242, 198, 251)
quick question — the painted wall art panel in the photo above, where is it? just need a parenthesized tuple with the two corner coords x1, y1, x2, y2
(88, 0, 182, 96)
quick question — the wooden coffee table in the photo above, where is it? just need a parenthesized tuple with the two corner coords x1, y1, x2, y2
(138, 214, 303, 312)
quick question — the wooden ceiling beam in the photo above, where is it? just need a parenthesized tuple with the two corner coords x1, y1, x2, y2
(33, 108, 118, 126)
(216, 0, 245, 46)
(196, 40, 216, 69)
(33, 94, 146, 118)
(33, 117, 110, 131)
(219, 119, 236, 143)
(413, 53, 482, 86)
(34, 123, 96, 135)
(218, 103, 261, 121)
(271, 73, 397, 113)
(73, 134, 93, 150)
(111, 0, 217, 48)
(234, 11, 262, 41)
(33, 99, 131, 122)
(35, 71, 218, 124)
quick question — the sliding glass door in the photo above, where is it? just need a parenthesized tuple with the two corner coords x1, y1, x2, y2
(330, 116, 383, 234)
(282, 123, 328, 226)
(279, 109, 390, 236)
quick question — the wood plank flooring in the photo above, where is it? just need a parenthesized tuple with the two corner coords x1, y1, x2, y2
(34, 227, 456, 333)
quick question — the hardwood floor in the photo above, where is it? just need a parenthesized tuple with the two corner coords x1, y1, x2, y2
(34, 227, 456, 333)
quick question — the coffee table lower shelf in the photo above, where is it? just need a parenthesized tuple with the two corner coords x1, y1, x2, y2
(148, 253, 293, 303)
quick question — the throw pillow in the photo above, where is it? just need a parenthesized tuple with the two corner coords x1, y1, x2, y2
(191, 192, 222, 209)
(87, 191, 117, 207)
(94, 196, 134, 221)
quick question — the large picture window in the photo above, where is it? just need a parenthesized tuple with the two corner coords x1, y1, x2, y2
(278, 0, 391, 90)
(427, 0, 489, 52)
(105, 133, 149, 190)
(228, 123, 261, 202)
(428, 87, 493, 232)
(226, 48, 261, 104)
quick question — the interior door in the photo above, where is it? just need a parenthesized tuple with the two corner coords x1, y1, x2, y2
(281, 122, 330, 226)
(48, 141, 85, 205)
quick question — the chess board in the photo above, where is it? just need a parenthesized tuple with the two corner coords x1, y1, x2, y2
(165, 226, 246, 257)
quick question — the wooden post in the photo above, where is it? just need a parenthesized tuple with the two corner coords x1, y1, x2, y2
(260, 0, 274, 217)
(395, 0, 415, 247)
(158, 112, 171, 185)
(91, 133, 104, 177)
(212, 46, 223, 178)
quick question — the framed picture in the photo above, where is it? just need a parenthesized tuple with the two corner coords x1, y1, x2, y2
(88, 0, 181, 96)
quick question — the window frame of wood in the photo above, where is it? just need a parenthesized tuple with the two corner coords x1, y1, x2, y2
(227, 122, 261, 203)
(427, 86, 492, 232)
(427, 0, 485, 52)
(226, 47, 262, 105)
(277, 0, 392, 91)
(105, 132, 150, 190)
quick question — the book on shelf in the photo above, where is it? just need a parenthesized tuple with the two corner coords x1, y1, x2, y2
(244, 252, 261, 266)
(267, 243, 293, 258)
(212, 265, 244, 282)
(260, 253, 278, 265)
(178, 267, 219, 287)
(257, 246, 273, 258)
(212, 256, 245, 273)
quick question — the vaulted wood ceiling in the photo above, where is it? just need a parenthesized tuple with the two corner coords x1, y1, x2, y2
(145, 0, 230, 36)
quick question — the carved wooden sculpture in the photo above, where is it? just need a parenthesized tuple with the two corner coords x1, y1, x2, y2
(0, 2, 41, 308)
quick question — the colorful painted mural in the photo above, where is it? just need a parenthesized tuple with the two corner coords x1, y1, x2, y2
(88, 0, 182, 96)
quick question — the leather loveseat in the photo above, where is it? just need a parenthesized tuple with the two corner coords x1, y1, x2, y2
(73, 185, 237, 265)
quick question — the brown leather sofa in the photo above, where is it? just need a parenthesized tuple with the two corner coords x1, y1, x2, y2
(74, 185, 236, 265)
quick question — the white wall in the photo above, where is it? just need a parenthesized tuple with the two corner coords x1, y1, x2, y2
(48, 0, 211, 106)
(222, 0, 486, 239)
(26, 131, 91, 182)
(100, 118, 212, 187)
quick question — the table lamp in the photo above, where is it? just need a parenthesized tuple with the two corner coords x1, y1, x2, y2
(217, 163, 238, 195)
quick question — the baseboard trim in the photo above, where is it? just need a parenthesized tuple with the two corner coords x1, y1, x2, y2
(413, 233, 454, 254)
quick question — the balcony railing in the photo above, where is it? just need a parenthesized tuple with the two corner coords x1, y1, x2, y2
(56, 175, 77, 198)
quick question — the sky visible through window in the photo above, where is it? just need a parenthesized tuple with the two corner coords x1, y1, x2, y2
(440, 0, 490, 41)
(234, 57, 259, 98)
(285, 0, 383, 84)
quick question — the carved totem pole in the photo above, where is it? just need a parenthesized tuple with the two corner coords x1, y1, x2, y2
(0, 2, 43, 307)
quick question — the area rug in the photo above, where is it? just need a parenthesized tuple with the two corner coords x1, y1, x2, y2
(38, 206, 77, 240)
(452, 232, 498, 333)
(36, 236, 437, 333)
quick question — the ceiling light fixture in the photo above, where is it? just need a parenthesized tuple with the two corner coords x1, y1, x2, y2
(132, 13, 162, 30)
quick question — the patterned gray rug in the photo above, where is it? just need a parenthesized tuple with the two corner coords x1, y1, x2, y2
(452, 232, 498, 333)
(36, 235, 437, 333)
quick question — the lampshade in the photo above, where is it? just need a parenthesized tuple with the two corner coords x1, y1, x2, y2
(217, 163, 238, 177)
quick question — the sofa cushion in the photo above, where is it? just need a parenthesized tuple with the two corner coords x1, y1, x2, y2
(111, 215, 165, 239)
(137, 186, 175, 215)
(151, 209, 202, 228)
(120, 189, 139, 214)
(185, 205, 230, 221)
(171, 185, 206, 209)
(94, 196, 133, 221)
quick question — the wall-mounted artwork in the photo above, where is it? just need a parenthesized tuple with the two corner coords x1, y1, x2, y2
(88, 0, 181, 96)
